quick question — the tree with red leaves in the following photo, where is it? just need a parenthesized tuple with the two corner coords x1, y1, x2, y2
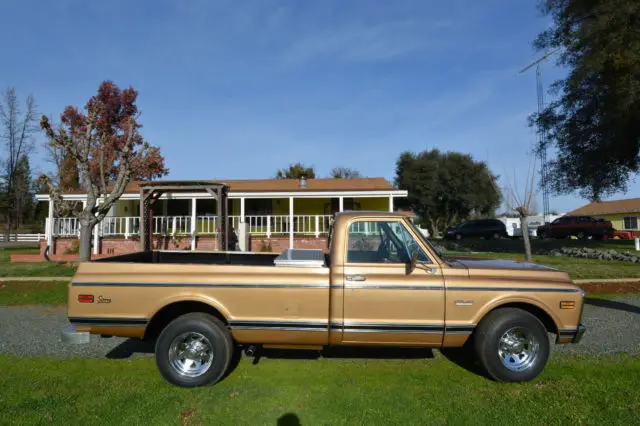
(40, 81, 168, 261)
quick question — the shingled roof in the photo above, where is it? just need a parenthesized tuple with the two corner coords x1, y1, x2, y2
(567, 198, 640, 216)
(63, 177, 398, 194)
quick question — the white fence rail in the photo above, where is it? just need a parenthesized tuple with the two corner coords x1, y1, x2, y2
(3, 233, 45, 242)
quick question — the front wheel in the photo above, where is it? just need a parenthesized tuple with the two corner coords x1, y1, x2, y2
(155, 313, 234, 387)
(473, 308, 550, 382)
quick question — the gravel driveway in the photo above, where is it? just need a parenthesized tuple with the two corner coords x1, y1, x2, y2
(0, 297, 638, 359)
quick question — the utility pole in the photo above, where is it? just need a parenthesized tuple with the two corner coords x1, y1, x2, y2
(519, 48, 559, 228)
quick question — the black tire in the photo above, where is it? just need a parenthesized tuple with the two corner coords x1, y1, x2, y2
(576, 231, 586, 240)
(473, 308, 550, 383)
(155, 313, 233, 388)
(492, 232, 501, 240)
(455, 233, 463, 241)
(538, 231, 547, 239)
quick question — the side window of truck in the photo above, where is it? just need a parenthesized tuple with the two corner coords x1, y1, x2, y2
(347, 221, 429, 264)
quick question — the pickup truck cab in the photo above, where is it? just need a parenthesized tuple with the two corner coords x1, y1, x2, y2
(64, 211, 585, 387)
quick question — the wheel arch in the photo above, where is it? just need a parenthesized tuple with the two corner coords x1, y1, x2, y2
(473, 298, 560, 336)
(144, 297, 230, 341)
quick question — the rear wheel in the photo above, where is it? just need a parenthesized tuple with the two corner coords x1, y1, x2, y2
(455, 233, 463, 241)
(155, 313, 233, 388)
(473, 308, 550, 382)
(491, 232, 501, 240)
(576, 231, 586, 240)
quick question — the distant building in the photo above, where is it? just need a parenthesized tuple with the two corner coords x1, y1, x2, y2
(567, 198, 640, 236)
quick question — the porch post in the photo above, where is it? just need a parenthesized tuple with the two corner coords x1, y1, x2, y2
(388, 195, 394, 212)
(240, 197, 245, 223)
(46, 197, 54, 248)
(191, 197, 197, 250)
(81, 200, 87, 239)
(93, 199, 100, 255)
(339, 196, 344, 212)
(289, 196, 294, 249)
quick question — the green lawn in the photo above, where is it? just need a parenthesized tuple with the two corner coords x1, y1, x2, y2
(450, 252, 640, 280)
(0, 281, 69, 305)
(0, 249, 77, 277)
(0, 354, 638, 425)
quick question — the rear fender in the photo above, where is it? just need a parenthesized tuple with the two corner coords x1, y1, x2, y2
(146, 292, 231, 322)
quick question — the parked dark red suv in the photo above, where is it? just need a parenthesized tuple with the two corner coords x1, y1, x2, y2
(537, 215, 614, 240)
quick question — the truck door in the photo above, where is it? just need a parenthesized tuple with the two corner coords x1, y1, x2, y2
(341, 218, 445, 345)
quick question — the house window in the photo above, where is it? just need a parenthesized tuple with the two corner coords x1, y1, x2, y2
(623, 216, 638, 230)
(246, 199, 273, 215)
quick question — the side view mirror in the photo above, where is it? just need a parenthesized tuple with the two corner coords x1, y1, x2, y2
(407, 250, 419, 274)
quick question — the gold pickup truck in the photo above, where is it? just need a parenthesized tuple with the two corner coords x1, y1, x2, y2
(63, 211, 585, 387)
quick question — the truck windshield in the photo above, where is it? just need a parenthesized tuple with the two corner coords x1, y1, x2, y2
(407, 220, 446, 260)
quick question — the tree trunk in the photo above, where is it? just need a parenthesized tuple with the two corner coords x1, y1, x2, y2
(428, 217, 441, 239)
(520, 215, 532, 262)
(78, 218, 94, 262)
(4, 216, 11, 242)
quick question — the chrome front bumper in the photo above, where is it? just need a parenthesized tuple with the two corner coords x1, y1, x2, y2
(572, 323, 586, 344)
(61, 324, 90, 344)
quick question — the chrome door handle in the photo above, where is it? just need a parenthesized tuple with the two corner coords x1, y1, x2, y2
(424, 268, 437, 275)
(346, 275, 366, 282)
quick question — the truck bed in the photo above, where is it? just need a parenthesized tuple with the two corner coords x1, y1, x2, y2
(93, 249, 328, 268)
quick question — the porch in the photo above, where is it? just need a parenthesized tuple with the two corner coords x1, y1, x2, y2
(37, 177, 407, 258)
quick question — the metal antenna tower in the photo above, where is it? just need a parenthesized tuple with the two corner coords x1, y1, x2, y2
(519, 48, 559, 226)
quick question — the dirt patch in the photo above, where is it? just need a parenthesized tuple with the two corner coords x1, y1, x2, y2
(581, 281, 640, 294)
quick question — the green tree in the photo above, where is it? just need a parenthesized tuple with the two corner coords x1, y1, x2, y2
(275, 162, 316, 179)
(394, 149, 502, 237)
(532, 0, 640, 200)
(330, 167, 362, 179)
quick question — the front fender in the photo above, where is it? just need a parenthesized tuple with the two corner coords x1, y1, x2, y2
(470, 294, 562, 333)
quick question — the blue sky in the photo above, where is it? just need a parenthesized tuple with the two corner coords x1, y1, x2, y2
(1, 0, 637, 213)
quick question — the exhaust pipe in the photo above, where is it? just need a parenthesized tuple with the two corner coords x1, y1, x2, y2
(245, 345, 257, 356)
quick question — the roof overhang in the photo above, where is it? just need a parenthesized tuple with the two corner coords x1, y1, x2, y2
(35, 189, 408, 202)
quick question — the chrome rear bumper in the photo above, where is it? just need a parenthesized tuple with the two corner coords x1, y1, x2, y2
(61, 324, 90, 344)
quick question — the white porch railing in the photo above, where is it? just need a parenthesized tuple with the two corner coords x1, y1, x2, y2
(50, 215, 333, 239)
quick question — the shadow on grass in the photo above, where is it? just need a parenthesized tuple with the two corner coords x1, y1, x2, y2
(105, 338, 154, 359)
(586, 298, 640, 315)
(439, 344, 487, 379)
(104, 339, 489, 382)
(277, 413, 301, 426)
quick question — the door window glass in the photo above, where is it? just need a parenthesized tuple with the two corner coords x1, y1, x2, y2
(347, 221, 429, 264)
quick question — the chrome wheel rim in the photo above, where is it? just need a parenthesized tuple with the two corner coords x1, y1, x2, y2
(498, 327, 539, 372)
(168, 332, 214, 377)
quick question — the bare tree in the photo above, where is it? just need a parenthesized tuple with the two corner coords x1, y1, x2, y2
(0, 88, 37, 241)
(504, 156, 538, 262)
(330, 167, 362, 179)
